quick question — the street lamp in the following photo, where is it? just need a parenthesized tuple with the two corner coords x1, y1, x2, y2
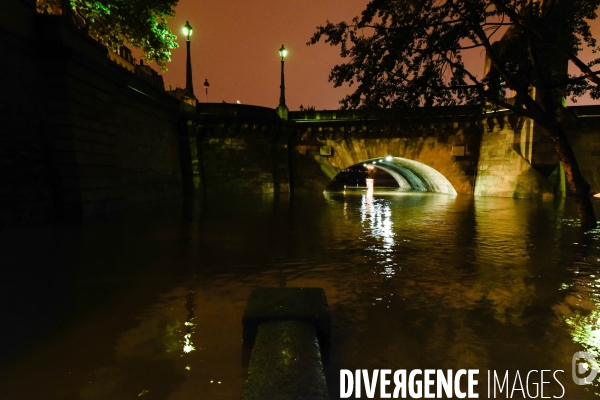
(277, 44, 289, 119)
(279, 44, 287, 107)
(183, 21, 192, 39)
(204, 79, 210, 102)
(183, 21, 195, 98)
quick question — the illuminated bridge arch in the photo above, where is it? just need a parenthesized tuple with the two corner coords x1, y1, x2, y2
(352, 156, 457, 194)
(309, 137, 475, 194)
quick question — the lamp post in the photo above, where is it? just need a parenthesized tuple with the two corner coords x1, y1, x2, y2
(204, 79, 210, 102)
(277, 44, 289, 120)
(279, 45, 287, 107)
(183, 21, 195, 99)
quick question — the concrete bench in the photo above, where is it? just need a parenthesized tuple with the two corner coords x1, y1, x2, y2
(241, 287, 331, 400)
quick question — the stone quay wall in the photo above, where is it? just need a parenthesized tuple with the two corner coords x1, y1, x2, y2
(1, 0, 183, 223)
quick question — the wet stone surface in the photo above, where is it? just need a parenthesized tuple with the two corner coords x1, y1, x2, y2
(242, 287, 331, 347)
(242, 320, 328, 400)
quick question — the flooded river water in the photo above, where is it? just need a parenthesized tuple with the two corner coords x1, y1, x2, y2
(1, 190, 600, 399)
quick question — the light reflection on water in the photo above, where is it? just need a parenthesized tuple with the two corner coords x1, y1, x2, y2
(561, 227, 600, 363)
(0, 191, 600, 399)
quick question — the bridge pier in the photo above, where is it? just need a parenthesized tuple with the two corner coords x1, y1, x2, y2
(183, 104, 293, 194)
(474, 116, 556, 198)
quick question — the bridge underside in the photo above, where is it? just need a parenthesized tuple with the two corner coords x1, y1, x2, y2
(293, 136, 476, 195)
(346, 157, 457, 195)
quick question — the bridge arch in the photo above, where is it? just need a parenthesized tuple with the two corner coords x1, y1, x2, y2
(352, 157, 457, 194)
(302, 137, 474, 194)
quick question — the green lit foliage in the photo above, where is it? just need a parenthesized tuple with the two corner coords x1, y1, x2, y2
(37, 0, 178, 71)
(310, 0, 600, 229)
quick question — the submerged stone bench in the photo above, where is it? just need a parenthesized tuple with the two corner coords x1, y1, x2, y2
(241, 287, 331, 400)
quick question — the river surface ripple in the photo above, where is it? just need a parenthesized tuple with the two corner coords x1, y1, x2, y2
(1, 191, 600, 399)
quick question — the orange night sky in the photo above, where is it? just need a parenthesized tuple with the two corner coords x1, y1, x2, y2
(157, 1, 600, 110)
(159, 0, 371, 110)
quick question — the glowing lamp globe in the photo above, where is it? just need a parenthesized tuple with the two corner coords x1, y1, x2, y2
(279, 44, 287, 60)
(183, 21, 193, 39)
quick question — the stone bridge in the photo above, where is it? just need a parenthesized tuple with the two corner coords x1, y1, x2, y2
(8, 0, 600, 224)
(290, 107, 482, 195)
(185, 103, 600, 198)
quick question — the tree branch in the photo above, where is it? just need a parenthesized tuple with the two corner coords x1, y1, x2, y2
(550, 70, 600, 87)
(491, 0, 600, 87)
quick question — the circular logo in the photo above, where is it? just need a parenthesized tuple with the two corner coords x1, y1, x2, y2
(572, 351, 598, 385)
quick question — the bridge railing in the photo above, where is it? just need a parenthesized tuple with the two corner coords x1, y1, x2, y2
(569, 105, 600, 118)
(289, 105, 487, 122)
(197, 103, 281, 121)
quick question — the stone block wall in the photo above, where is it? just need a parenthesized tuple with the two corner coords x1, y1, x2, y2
(566, 107, 600, 195)
(112, 80, 182, 208)
(0, 0, 55, 223)
(474, 116, 555, 198)
(191, 105, 291, 194)
(37, 17, 182, 218)
(1, 5, 183, 223)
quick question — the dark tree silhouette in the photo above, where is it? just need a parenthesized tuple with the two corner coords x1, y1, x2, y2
(310, 0, 600, 229)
